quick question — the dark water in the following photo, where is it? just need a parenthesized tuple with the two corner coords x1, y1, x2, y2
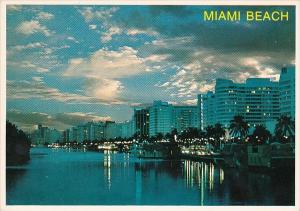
(6, 148, 294, 205)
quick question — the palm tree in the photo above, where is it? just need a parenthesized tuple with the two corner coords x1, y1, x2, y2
(275, 115, 295, 142)
(205, 125, 215, 138)
(205, 125, 215, 147)
(186, 127, 199, 139)
(205, 124, 226, 149)
(149, 136, 156, 143)
(214, 123, 226, 139)
(229, 115, 249, 142)
(197, 130, 206, 145)
(156, 133, 164, 141)
(214, 123, 226, 149)
(165, 133, 172, 141)
(180, 127, 198, 146)
(252, 125, 272, 144)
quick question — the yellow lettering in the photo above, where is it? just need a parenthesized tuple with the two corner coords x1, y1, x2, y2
(204, 11, 214, 21)
(246, 10, 289, 22)
(256, 11, 262, 21)
(247, 11, 254, 21)
(272, 11, 280, 21)
(227, 11, 240, 21)
(263, 11, 271, 21)
(281, 11, 289, 21)
(218, 11, 226, 20)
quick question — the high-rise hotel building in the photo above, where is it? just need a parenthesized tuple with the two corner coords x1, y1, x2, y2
(198, 91, 216, 130)
(172, 105, 199, 133)
(279, 66, 295, 118)
(149, 101, 173, 137)
(216, 78, 280, 128)
(134, 108, 150, 138)
(198, 66, 295, 129)
(149, 101, 199, 136)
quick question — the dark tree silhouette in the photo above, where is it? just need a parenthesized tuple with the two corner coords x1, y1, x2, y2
(251, 125, 272, 144)
(213, 123, 226, 149)
(156, 133, 164, 141)
(229, 115, 249, 141)
(149, 136, 156, 143)
(165, 133, 172, 140)
(205, 124, 226, 149)
(205, 125, 215, 139)
(6, 121, 31, 165)
(275, 115, 295, 142)
(170, 128, 178, 142)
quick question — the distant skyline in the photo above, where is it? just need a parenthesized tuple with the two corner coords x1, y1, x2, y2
(6, 5, 295, 131)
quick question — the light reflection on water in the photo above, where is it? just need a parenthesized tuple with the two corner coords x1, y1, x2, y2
(6, 148, 294, 205)
(103, 150, 111, 190)
(182, 160, 225, 205)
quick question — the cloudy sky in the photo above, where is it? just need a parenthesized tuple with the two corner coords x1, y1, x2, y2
(6, 5, 295, 131)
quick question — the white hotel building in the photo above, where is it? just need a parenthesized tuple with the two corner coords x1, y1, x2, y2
(198, 66, 295, 132)
(279, 66, 295, 119)
(149, 101, 199, 137)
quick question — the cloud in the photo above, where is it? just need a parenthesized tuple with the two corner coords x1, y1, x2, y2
(6, 79, 116, 104)
(64, 46, 159, 103)
(9, 61, 49, 73)
(138, 10, 294, 101)
(147, 36, 194, 48)
(67, 36, 79, 43)
(16, 20, 53, 36)
(7, 110, 53, 131)
(127, 28, 158, 36)
(32, 76, 44, 82)
(55, 112, 111, 126)
(7, 109, 112, 131)
(36, 11, 54, 20)
(144, 54, 170, 63)
(10, 42, 47, 51)
(78, 6, 119, 23)
(100, 26, 122, 43)
(158, 48, 289, 99)
(7, 5, 22, 11)
(7, 75, 126, 105)
(89, 24, 97, 30)
(78, 7, 159, 43)
(64, 46, 148, 79)
(182, 99, 197, 105)
(63, 46, 172, 103)
(101, 26, 159, 43)
(239, 56, 280, 80)
(78, 7, 122, 43)
(198, 83, 215, 93)
(83, 78, 123, 102)
(7, 41, 65, 74)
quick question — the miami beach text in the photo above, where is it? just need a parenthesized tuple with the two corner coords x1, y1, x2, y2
(203, 10, 289, 22)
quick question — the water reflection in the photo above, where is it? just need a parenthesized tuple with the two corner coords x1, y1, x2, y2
(6, 148, 294, 205)
(103, 150, 111, 190)
(124, 153, 130, 168)
(6, 168, 27, 191)
(220, 168, 224, 184)
(182, 160, 225, 204)
(135, 162, 142, 205)
(183, 161, 224, 191)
